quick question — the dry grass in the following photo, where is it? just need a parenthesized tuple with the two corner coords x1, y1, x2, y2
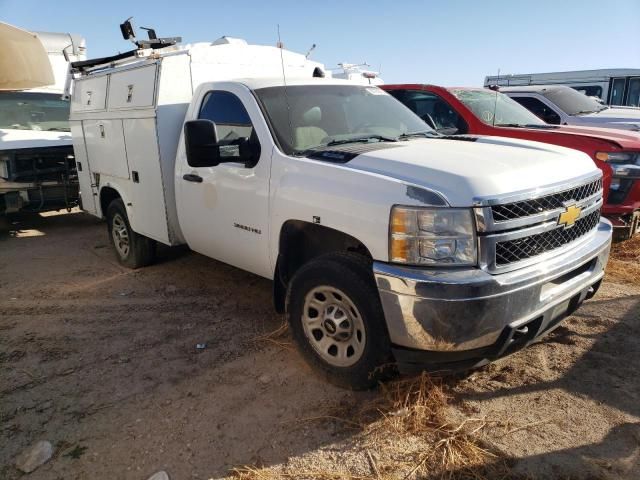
(611, 233, 640, 262)
(357, 374, 508, 480)
(232, 373, 515, 480)
(607, 234, 640, 285)
(251, 320, 295, 352)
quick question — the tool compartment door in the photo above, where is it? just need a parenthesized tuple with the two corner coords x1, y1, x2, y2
(122, 118, 169, 243)
(72, 75, 108, 112)
(107, 65, 157, 110)
(83, 119, 130, 180)
(70, 121, 97, 215)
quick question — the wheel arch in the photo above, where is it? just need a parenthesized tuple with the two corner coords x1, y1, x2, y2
(273, 220, 373, 313)
(99, 186, 122, 218)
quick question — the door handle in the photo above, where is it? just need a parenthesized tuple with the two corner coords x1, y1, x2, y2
(183, 174, 203, 183)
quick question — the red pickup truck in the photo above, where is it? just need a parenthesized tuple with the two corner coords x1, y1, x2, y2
(383, 84, 640, 239)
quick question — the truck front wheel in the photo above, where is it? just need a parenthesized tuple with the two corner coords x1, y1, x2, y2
(287, 252, 394, 389)
(106, 199, 155, 268)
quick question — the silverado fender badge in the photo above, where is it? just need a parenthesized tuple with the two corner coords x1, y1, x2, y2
(558, 204, 582, 228)
(234, 223, 262, 235)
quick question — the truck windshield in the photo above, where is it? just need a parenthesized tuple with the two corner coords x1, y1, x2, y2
(450, 89, 546, 127)
(0, 92, 70, 132)
(540, 87, 607, 115)
(254, 84, 432, 155)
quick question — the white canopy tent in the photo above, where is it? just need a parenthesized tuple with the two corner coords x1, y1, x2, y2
(0, 22, 54, 90)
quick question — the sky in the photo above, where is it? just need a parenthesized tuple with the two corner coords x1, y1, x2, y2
(2, 0, 639, 86)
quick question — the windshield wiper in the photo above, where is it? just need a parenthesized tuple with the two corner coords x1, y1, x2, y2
(293, 134, 397, 157)
(397, 131, 440, 139)
(325, 135, 398, 147)
(494, 123, 527, 128)
(522, 124, 558, 129)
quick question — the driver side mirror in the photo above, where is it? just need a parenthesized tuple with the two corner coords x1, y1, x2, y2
(184, 119, 220, 167)
(185, 119, 260, 167)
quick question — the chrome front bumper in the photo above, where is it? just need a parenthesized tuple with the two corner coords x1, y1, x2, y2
(374, 219, 612, 366)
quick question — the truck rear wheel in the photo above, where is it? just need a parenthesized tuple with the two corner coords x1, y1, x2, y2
(106, 199, 155, 268)
(287, 252, 394, 389)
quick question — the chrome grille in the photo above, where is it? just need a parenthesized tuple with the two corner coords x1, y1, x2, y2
(495, 209, 601, 266)
(491, 178, 602, 222)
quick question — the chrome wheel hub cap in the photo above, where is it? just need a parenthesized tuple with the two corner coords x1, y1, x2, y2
(302, 286, 366, 367)
(111, 213, 130, 258)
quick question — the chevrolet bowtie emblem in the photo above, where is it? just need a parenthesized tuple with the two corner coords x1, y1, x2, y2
(558, 204, 582, 228)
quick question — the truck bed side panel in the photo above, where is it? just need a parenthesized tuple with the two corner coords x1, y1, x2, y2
(123, 118, 170, 243)
(155, 55, 193, 245)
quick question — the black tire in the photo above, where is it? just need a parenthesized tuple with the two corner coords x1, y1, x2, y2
(287, 252, 394, 390)
(106, 198, 155, 268)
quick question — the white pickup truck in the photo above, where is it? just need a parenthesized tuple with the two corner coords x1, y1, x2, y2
(68, 37, 612, 389)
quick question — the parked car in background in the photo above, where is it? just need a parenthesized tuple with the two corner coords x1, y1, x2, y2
(0, 24, 85, 216)
(497, 85, 640, 132)
(484, 69, 640, 107)
(383, 84, 640, 238)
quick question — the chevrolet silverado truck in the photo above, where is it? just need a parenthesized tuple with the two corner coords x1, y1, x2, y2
(68, 31, 612, 389)
(383, 84, 640, 238)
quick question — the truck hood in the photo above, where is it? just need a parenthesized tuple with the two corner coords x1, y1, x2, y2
(0, 128, 72, 150)
(551, 125, 640, 149)
(583, 107, 640, 119)
(345, 136, 598, 207)
(576, 108, 640, 130)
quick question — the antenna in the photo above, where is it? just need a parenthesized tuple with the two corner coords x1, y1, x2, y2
(492, 68, 500, 126)
(277, 25, 295, 152)
(305, 43, 316, 59)
(140, 27, 157, 40)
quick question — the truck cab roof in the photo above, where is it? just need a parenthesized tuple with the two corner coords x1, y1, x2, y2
(232, 77, 369, 91)
(498, 84, 571, 94)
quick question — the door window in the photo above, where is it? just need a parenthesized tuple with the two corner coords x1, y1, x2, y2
(511, 96, 561, 124)
(198, 91, 259, 163)
(395, 90, 468, 134)
(626, 78, 640, 107)
(610, 78, 626, 105)
(571, 85, 603, 99)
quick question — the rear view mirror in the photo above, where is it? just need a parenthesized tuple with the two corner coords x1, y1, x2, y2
(184, 120, 220, 167)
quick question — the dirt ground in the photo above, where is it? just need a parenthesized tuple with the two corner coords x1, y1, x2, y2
(1, 209, 639, 479)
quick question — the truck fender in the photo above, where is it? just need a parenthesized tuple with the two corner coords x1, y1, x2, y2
(272, 220, 372, 313)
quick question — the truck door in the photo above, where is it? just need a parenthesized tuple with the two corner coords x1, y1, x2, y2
(176, 84, 272, 279)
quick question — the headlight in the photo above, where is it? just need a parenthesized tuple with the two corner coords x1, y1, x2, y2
(390, 206, 477, 266)
(595, 152, 640, 178)
(595, 151, 640, 164)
